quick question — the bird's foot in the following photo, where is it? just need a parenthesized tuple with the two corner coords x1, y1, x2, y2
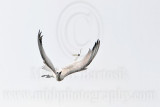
(41, 75, 53, 78)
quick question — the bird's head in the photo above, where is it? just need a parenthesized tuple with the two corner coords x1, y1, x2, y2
(56, 71, 62, 81)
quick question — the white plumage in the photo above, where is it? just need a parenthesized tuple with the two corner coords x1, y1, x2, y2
(38, 30, 100, 81)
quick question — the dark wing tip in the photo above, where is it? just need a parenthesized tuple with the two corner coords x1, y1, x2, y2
(84, 39, 100, 67)
(38, 30, 43, 37)
(38, 29, 41, 35)
(97, 39, 100, 44)
(92, 39, 100, 51)
(38, 30, 43, 44)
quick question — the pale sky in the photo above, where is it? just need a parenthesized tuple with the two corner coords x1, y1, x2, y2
(0, 0, 160, 107)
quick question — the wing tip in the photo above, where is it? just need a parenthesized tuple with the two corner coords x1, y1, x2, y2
(92, 39, 100, 51)
(97, 39, 100, 44)
(38, 30, 43, 44)
(38, 30, 43, 38)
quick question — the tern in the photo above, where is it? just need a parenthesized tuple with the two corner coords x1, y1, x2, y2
(38, 30, 100, 81)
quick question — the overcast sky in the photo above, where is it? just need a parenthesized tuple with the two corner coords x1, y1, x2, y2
(0, 0, 160, 107)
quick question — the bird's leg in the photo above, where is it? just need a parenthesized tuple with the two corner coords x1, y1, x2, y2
(41, 75, 54, 78)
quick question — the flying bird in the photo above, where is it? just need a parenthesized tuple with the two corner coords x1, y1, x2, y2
(38, 30, 100, 81)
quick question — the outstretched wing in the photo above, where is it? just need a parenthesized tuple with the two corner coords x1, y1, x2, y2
(37, 30, 56, 74)
(60, 39, 100, 79)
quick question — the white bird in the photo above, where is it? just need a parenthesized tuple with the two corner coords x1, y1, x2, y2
(38, 30, 100, 81)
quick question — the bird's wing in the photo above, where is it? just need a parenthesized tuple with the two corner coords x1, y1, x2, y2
(60, 39, 100, 79)
(37, 30, 56, 74)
